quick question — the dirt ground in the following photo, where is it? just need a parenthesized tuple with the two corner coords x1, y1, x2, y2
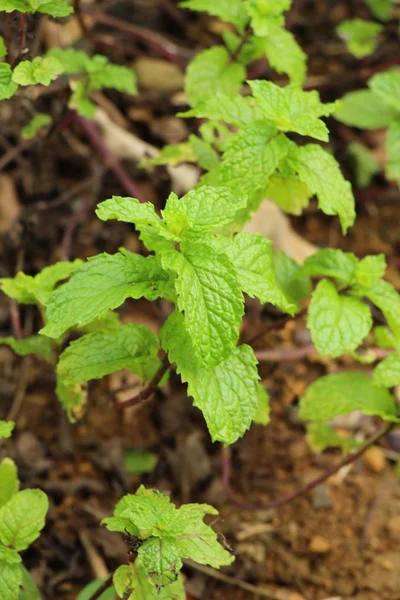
(1, 1, 400, 599)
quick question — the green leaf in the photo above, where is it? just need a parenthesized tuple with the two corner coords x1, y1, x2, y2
(21, 113, 51, 140)
(0, 551, 22, 600)
(354, 254, 386, 287)
(19, 566, 42, 600)
(0, 459, 19, 508)
(0, 35, 7, 58)
(246, 0, 291, 35)
(0, 489, 48, 551)
(373, 353, 400, 387)
(306, 423, 360, 453)
(299, 371, 398, 422)
(86, 55, 137, 94)
(308, 279, 372, 357)
(209, 233, 296, 314)
(12, 56, 63, 86)
(365, 0, 394, 21)
(140, 142, 197, 167)
(180, 0, 249, 30)
(70, 81, 96, 117)
(0, 63, 18, 100)
(123, 449, 158, 475)
(254, 384, 270, 425)
(47, 48, 89, 74)
(265, 174, 312, 215)
(161, 312, 260, 443)
(56, 378, 87, 423)
(185, 46, 245, 106)
(77, 578, 115, 600)
(374, 326, 399, 350)
(258, 24, 306, 84)
(335, 89, 398, 129)
(1, 260, 83, 305)
(0, 421, 15, 440)
(347, 142, 380, 188)
(300, 248, 359, 284)
(178, 94, 256, 127)
(189, 134, 220, 171)
(40, 252, 169, 339)
(0, 336, 52, 361)
(272, 251, 312, 306)
(113, 565, 185, 599)
(34, 0, 73, 17)
(337, 19, 383, 58)
(57, 324, 160, 385)
(369, 69, 400, 112)
(286, 144, 355, 233)
(386, 119, 400, 184)
(249, 80, 336, 141)
(161, 243, 243, 368)
(357, 279, 400, 339)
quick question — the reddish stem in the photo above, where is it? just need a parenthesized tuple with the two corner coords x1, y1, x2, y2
(116, 356, 170, 409)
(4, 12, 14, 64)
(15, 13, 27, 64)
(86, 574, 114, 600)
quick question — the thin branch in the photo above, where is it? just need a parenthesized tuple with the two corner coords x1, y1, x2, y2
(245, 307, 307, 346)
(7, 356, 31, 421)
(15, 13, 27, 65)
(116, 356, 170, 409)
(222, 421, 394, 510)
(85, 573, 114, 600)
(73, 0, 96, 43)
(0, 138, 35, 172)
(4, 12, 14, 64)
(230, 27, 252, 62)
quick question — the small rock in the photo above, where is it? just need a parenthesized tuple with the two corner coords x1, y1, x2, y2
(308, 535, 331, 554)
(363, 446, 386, 472)
(134, 57, 184, 93)
(312, 484, 334, 509)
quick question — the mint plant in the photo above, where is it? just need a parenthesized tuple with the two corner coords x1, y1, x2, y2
(336, 19, 383, 58)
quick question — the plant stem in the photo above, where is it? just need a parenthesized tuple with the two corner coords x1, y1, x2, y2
(230, 27, 252, 63)
(116, 355, 170, 409)
(15, 13, 27, 64)
(4, 12, 14, 64)
(222, 421, 394, 510)
(86, 573, 114, 600)
(245, 307, 307, 346)
(73, 0, 96, 43)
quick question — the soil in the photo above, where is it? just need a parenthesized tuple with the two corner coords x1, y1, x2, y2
(1, 1, 400, 599)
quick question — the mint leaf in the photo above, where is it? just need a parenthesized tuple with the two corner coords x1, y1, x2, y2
(178, 94, 256, 127)
(0, 36, 7, 58)
(0, 63, 18, 100)
(386, 120, 400, 185)
(57, 324, 160, 385)
(162, 244, 243, 368)
(56, 378, 87, 423)
(265, 174, 312, 215)
(40, 252, 169, 339)
(335, 89, 398, 129)
(306, 422, 360, 453)
(0, 551, 22, 600)
(259, 24, 306, 84)
(373, 353, 400, 387)
(299, 372, 398, 422)
(374, 326, 399, 350)
(300, 248, 359, 284)
(246, 0, 290, 35)
(185, 46, 245, 106)
(123, 450, 158, 476)
(86, 55, 136, 94)
(369, 69, 400, 112)
(0, 489, 48, 551)
(365, 0, 394, 21)
(355, 254, 386, 287)
(287, 144, 355, 233)
(12, 56, 63, 86)
(161, 312, 259, 443)
(249, 80, 336, 142)
(77, 578, 115, 600)
(140, 143, 197, 167)
(113, 565, 185, 600)
(180, 0, 248, 30)
(21, 113, 51, 140)
(19, 566, 43, 600)
(272, 251, 312, 306)
(254, 384, 270, 425)
(210, 232, 296, 314)
(0, 336, 52, 361)
(47, 48, 89, 73)
(308, 279, 372, 357)
(337, 19, 383, 58)
(0, 459, 19, 508)
(347, 142, 380, 188)
(0, 421, 15, 440)
(358, 279, 400, 339)
(189, 134, 220, 170)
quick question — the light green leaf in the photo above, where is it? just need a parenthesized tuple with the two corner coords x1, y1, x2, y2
(246, 0, 291, 35)
(123, 449, 158, 475)
(374, 353, 400, 387)
(300, 248, 359, 284)
(189, 134, 220, 171)
(259, 24, 306, 84)
(0, 421, 15, 440)
(335, 89, 398, 129)
(0, 459, 19, 508)
(308, 279, 372, 357)
(185, 46, 245, 106)
(47, 48, 89, 74)
(0, 336, 52, 361)
(306, 423, 360, 453)
(0, 552, 22, 600)
(265, 174, 312, 215)
(40, 252, 169, 339)
(86, 55, 137, 94)
(254, 384, 270, 425)
(32, 0, 72, 17)
(0, 63, 18, 100)
(209, 232, 296, 314)
(386, 119, 400, 184)
(77, 578, 115, 600)
(0, 35, 6, 58)
(96, 196, 164, 230)
(57, 324, 160, 385)
(0, 489, 48, 551)
(365, 0, 394, 21)
(12, 56, 63, 86)
(272, 251, 312, 306)
(249, 80, 336, 141)
(19, 566, 42, 600)
(374, 326, 399, 350)
(337, 19, 383, 58)
(140, 143, 197, 167)
(299, 372, 398, 422)
(178, 94, 256, 126)
(113, 564, 185, 600)
(347, 142, 380, 188)
(81, 310, 121, 334)
(180, 0, 249, 29)
(161, 312, 259, 443)
(369, 69, 400, 112)
(354, 254, 386, 287)
(287, 143, 356, 233)
(162, 244, 243, 368)
(21, 113, 51, 140)
(70, 81, 96, 118)
(56, 378, 87, 423)
(357, 279, 400, 339)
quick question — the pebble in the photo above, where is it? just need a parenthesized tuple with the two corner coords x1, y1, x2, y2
(363, 446, 386, 472)
(312, 484, 334, 509)
(308, 535, 331, 554)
